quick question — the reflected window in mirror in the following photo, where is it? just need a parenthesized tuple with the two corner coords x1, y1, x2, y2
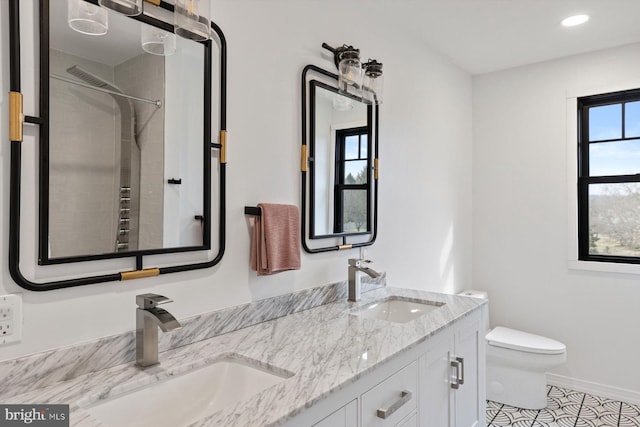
(334, 127, 370, 234)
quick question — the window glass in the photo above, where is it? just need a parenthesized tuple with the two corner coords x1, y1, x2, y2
(589, 104, 622, 141)
(361, 134, 368, 157)
(345, 136, 360, 160)
(589, 140, 640, 176)
(341, 189, 367, 233)
(625, 101, 640, 138)
(344, 160, 367, 183)
(588, 183, 640, 256)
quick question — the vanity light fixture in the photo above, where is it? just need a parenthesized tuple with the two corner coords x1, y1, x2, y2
(68, 0, 109, 35)
(67, 0, 213, 42)
(338, 46, 363, 96)
(174, 0, 212, 41)
(99, 0, 143, 16)
(362, 59, 384, 105)
(561, 14, 589, 27)
(322, 43, 384, 105)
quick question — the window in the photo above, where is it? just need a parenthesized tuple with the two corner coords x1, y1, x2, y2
(578, 89, 640, 262)
(334, 127, 370, 234)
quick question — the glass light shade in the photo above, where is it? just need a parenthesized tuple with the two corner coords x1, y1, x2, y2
(338, 54, 363, 97)
(174, 0, 211, 41)
(363, 60, 384, 105)
(98, 0, 143, 16)
(141, 25, 177, 56)
(68, 0, 108, 36)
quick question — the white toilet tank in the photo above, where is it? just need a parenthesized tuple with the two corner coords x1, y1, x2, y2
(458, 290, 490, 332)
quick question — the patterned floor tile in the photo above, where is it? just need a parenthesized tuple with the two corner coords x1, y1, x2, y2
(486, 385, 640, 427)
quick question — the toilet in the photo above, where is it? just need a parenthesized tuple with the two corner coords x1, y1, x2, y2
(459, 290, 566, 410)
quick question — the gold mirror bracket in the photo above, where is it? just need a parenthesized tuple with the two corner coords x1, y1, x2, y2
(338, 244, 353, 250)
(9, 91, 23, 142)
(374, 158, 379, 180)
(219, 130, 227, 164)
(301, 144, 308, 172)
(120, 268, 160, 281)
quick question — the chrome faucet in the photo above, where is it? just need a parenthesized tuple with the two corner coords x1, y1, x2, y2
(136, 293, 181, 368)
(348, 258, 381, 302)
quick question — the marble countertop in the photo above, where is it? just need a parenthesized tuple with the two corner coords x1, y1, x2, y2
(7, 287, 485, 427)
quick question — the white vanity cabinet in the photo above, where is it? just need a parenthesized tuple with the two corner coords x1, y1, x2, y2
(420, 311, 484, 427)
(288, 306, 486, 427)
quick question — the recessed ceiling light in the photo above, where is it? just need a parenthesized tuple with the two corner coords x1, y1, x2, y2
(562, 14, 590, 27)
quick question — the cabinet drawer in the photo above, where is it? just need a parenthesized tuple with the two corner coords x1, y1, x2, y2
(313, 399, 358, 427)
(397, 412, 417, 427)
(361, 361, 418, 426)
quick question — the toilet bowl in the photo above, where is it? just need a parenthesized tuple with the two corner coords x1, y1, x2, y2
(459, 290, 566, 410)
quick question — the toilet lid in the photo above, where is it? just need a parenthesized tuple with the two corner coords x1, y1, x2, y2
(486, 327, 566, 355)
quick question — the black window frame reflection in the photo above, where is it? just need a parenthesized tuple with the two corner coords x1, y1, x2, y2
(578, 88, 640, 263)
(333, 126, 370, 234)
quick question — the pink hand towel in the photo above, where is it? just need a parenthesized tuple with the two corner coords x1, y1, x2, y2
(250, 203, 301, 275)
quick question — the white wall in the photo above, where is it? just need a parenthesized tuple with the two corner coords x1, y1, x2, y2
(0, 0, 472, 361)
(473, 43, 640, 393)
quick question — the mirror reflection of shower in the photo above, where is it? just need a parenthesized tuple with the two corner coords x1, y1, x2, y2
(66, 65, 141, 252)
(48, 50, 164, 257)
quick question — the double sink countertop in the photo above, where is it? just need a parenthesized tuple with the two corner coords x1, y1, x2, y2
(4, 287, 485, 426)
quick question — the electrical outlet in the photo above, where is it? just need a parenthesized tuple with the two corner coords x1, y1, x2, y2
(0, 320, 12, 336)
(0, 294, 22, 345)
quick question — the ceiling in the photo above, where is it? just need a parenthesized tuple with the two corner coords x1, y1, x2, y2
(379, 0, 640, 75)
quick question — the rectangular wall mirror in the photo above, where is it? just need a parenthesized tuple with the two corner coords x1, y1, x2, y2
(310, 81, 372, 238)
(45, 6, 207, 262)
(7, 0, 227, 290)
(301, 65, 379, 253)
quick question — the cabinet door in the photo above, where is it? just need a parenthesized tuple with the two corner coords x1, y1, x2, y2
(419, 330, 453, 427)
(453, 315, 482, 427)
(313, 399, 358, 427)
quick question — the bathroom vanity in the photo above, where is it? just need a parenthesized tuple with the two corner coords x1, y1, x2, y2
(0, 286, 486, 427)
(288, 299, 485, 427)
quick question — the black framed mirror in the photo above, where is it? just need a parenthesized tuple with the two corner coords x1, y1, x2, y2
(301, 65, 379, 253)
(8, 0, 227, 290)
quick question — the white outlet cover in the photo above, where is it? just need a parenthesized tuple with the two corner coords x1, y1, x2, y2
(0, 294, 22, 345)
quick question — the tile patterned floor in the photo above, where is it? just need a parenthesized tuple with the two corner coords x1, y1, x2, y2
(486, 386, 640, 427)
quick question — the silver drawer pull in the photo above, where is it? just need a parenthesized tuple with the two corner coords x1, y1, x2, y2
(376, 390, 412, 419)
(451, 359, 461, 389)
(456, 356, 464, 385)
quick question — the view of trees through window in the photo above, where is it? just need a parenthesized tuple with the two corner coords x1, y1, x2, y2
(343, 167, 367, 232)
(579, 90, 640, 260)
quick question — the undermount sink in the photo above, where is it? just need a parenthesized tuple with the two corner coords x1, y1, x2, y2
(353, 296, 445, 324)
(81, 356, 293, 427)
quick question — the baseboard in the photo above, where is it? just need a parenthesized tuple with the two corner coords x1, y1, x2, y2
(547, 373, 640, 405)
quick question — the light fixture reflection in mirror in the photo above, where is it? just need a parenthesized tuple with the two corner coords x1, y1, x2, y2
(68, 0, 108, 35)
(99, 0, 143, 16)
(141, 25, 176, 56)
(174, 0, 212, 41)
